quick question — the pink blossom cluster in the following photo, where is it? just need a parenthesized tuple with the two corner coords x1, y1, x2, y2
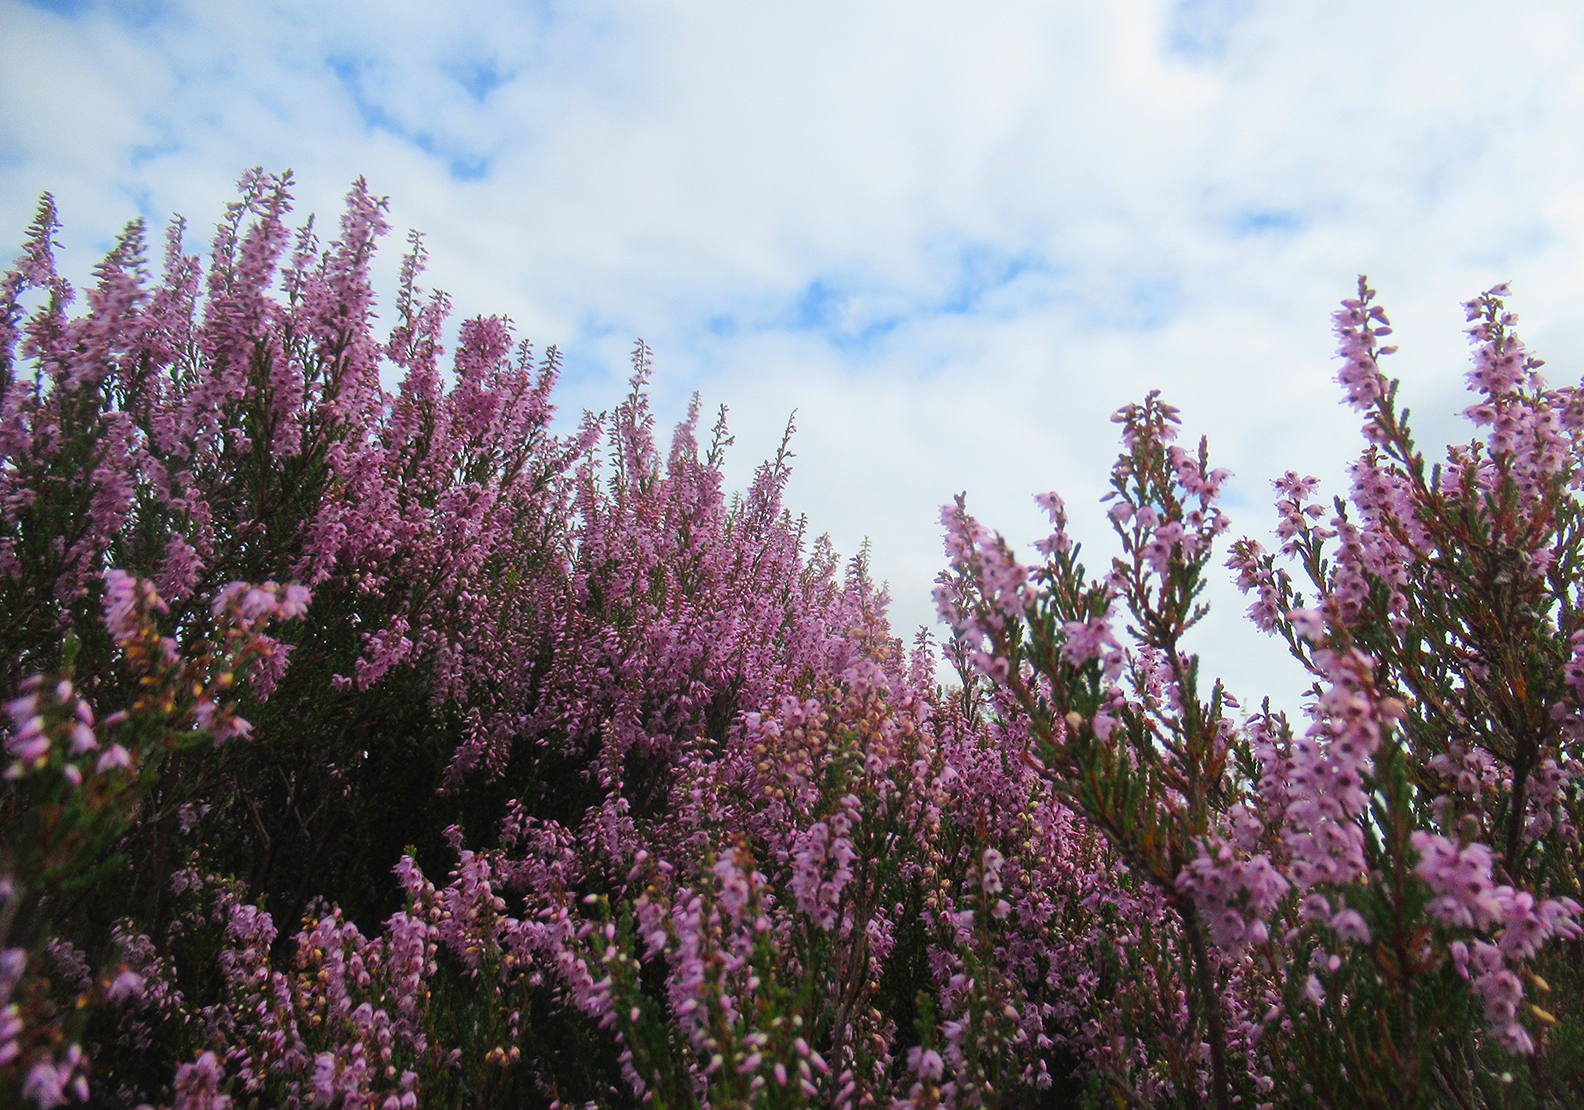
(1333, 281, 1394, 411)
(1175, 842, 1288, 954)
(151, 863, 437, 1109)
(1413, 831, 1580, 1051)
(935, 500, 1032, 683)
(1225, 539, 1285, 633)
(1281, 642, 1402, 889)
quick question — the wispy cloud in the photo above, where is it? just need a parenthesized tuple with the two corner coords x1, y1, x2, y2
(1164, 0, 1254, 62)
(444, 55, 511, 104)
(328, 53, 494, 181)
(5, 0, 1584, 707)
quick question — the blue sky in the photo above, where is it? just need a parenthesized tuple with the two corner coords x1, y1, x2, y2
(5, 0, 1584, 707)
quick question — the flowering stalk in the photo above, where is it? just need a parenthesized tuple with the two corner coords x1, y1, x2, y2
(1225, 280, 1584, 1103)
(939, 390, 1246, 1110)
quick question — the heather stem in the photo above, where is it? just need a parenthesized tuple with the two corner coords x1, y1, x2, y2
(1506, 748, 1531, 886)
(1180, 899, 1231, 1110)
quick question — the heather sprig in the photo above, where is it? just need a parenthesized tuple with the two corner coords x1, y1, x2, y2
(939, 390, 1250, 1109)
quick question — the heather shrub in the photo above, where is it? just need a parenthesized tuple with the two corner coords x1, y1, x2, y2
(943, 280, 1584, 1108)
(1, 169, 590, 946)
(4, 173, 1105, 1108)
(6, 173, 1584, 1110)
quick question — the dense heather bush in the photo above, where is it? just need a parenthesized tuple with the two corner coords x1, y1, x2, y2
(4, 176, 1584, 1109)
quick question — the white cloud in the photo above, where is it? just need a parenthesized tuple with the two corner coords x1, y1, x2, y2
(5, 0, 1584, 711)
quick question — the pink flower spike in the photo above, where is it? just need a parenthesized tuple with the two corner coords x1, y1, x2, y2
(102, 569, 141, 642)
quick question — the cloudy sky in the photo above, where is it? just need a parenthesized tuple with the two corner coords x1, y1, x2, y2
(5, 0, 1584, 708)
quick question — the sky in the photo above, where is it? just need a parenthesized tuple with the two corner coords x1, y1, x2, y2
(4, 0, 1584, 711)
